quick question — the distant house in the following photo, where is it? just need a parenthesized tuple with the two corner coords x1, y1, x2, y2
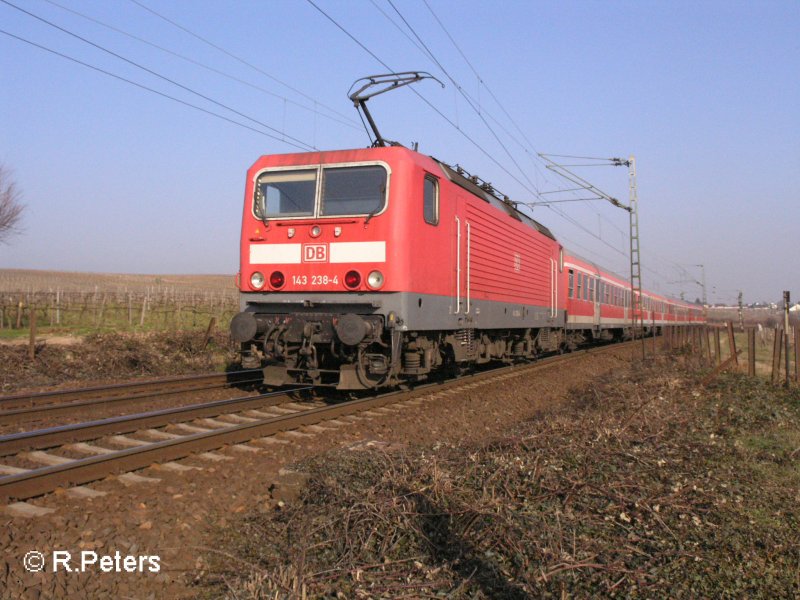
(790, 303, 800, 313)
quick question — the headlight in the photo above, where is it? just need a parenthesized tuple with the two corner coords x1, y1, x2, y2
(250, 271, 265, 289)
(367, 270, 384, 289)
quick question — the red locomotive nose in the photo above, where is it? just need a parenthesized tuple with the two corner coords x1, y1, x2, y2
(344, 270, 361, 289)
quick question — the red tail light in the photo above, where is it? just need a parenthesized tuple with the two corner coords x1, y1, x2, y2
(269, 271, 285, 289)
(344, 270, 361, 289)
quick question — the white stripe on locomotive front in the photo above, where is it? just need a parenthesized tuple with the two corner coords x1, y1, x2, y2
(249, 241, 387, 265)
(329, 241, 386, 263)
(250, 243, 302, 264)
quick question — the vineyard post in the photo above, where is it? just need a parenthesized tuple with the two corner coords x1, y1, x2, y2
(202, 317, 217, 350)
(128, 293, 133, 327)
(714, 327, 721, 365)
(98, 294, 107, 329)
(726, 322, 739, 369)
(16, 299, 23, 329)
(770, 328, 783, 384)
(139, 296, 147, 327)
(783, 291, 790, 387)
(794, 326, 799, 384)
(747, 328, 756, 377)
(28, 305, 36, 360)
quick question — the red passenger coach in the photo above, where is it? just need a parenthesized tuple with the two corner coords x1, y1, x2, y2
(231, 146, 568, 389)
(563, 252, 703, 347)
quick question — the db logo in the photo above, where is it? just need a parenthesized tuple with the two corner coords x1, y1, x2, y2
(302, 244, 328, 262)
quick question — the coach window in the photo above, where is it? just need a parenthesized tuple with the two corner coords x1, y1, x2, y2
(423, 175, 439, 225)
(576, 273, 582, 300)
(320, 165, 387, 216)
(568, 270, 574, 298)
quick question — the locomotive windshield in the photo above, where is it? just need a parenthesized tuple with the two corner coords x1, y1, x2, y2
(320, 165, 386, 216)
(253, 163, 387, 219)
(254, 169, 316, 218)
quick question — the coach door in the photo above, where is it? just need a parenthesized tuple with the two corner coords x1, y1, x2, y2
(624, 288, 629, 322)
(593, 275, 601, 329)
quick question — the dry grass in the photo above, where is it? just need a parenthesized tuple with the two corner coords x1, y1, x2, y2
(0, 331, 235, 392)
(0, 269, 236, 294)
(202, 358, 800, 598)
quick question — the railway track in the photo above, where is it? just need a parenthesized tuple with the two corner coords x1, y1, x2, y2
(0, 370, 266, 425)
(0, 341, 636, 503)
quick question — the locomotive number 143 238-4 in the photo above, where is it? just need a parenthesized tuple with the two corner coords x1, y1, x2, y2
(291, 275, 339, 285)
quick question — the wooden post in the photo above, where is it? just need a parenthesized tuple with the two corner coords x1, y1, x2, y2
(16, 300, 23, 329)
(747, 328, 756, 377)
(202, 317, 217, 350)
(705, 327, 712, 363)
(794, 326, 799, 384)
(28, 306, 36, 360)
(701, 327, 706, 358)
(714, 328, 722, 366)
(771, 328, 783, 384)
(783, 292, 791, 387)
(693, 326, 700, 358)
(139, 296, 147, 327)
(97, 294, 107, 328)
(727, 322, 739, 369)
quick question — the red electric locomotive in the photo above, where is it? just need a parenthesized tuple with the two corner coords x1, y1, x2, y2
(230, 145, 571, 389)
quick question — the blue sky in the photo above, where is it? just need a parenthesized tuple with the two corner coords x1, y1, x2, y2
(1, 0, 797, 304)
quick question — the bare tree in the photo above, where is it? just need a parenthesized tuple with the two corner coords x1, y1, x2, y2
(0, 164, 24, 243)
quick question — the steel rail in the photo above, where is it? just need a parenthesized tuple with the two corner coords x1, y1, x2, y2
(0, 374, 268, 425)
(0, 341, 635, 502)
(0, 388, 311, 456)
(0, 370, 263, 410)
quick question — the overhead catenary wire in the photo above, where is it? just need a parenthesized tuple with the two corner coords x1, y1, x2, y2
(419, 1, 661, 278)
(385, 0, 540, 195)
(41, 0, 361, 132)
(421, 0, 553, 186)
(408, 0, 635, 263)
(304, 0, 544, 204)
(0, 29, 313, 151)
(309, 0, 635, 271)
(1, 0, 316, 151)
(127, 0, 357, 127)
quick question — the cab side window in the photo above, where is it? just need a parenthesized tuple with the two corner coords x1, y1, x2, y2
(423, 175, 439, 225)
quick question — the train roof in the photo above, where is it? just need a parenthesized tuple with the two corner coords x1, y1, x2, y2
(564, 249, 696, 307)
(432, 158, 556, 241)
